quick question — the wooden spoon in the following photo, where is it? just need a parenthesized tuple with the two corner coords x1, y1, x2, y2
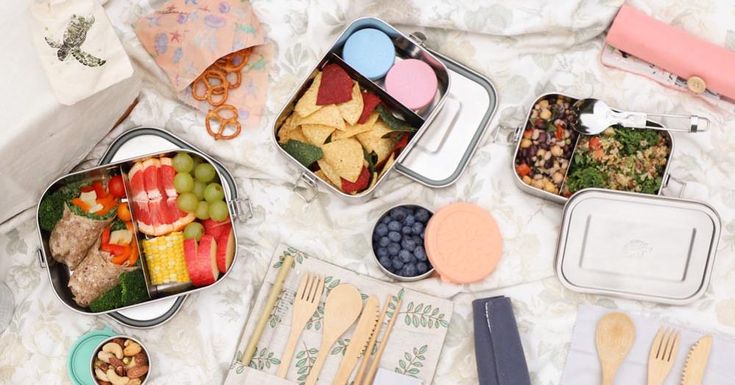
(305, 284, 363, 385)
(596, 312, 636, 385)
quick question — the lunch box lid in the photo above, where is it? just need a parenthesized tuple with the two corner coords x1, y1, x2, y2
(67, 327, 116, 385)
(396, 36, 499, 188)
(555, 189, 721, 305)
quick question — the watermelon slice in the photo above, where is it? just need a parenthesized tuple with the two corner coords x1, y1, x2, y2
(129, 157, 195, 236)
(184, 235, 219, 287)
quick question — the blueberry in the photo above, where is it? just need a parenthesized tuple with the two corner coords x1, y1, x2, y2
(392, 259, 404, 270)
(411, 222, 424, 235)
(414, 235, 424, 245)
(416, 262, 429, 274)
(401, 226, 413, 235)
(415, 208, 431, 222)
(388, 231, 402, 242)
(401, 239, 416, 251)
(380, 215, 391, 225)
(399, 249, 412, 263)
(403, 264, 418, 277)
(379, 236, 390, 247)
(379, 256, 392, 268)
(375, 223, 388, 237)
(388, 220, 401, 232)
(387, 243, 400, 256)
(390, 207, 408, 221)
(377, 247, 388, 259)
(414, 246, 427, 261)
(404, 215, 416, 226)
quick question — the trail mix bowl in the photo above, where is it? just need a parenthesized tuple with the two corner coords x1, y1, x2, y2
(371, 204, 434, 281)
(91, 336, 150, 385)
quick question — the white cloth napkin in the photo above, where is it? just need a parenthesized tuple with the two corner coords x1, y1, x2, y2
(29, 0, 134, 105)
(561, 306, 735, 385)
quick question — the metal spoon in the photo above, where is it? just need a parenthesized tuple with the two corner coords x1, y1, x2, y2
(573, 98, 710, 135)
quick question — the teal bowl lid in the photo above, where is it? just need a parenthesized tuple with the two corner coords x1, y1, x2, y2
(68, 327, 116, 385)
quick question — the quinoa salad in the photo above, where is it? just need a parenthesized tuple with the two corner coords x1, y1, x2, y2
(562, 126, 671, 196)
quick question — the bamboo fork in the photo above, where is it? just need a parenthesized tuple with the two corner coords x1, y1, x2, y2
(277, 273, 325, 378)
(647, 327, 680, 385)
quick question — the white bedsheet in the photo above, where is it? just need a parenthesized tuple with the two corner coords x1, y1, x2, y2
(1, 1, 734, 384)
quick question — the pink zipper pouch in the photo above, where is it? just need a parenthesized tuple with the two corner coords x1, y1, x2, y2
(604, 4, 735, 101)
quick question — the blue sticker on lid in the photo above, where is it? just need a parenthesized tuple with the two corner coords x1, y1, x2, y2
(67, 327, 116, 385)
(343, 28, 395, 80)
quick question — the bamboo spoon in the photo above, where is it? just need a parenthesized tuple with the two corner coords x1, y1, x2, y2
(305, 284, 363, 385)
(241, 254, 294, 365)
(353, 298, 390, 385)
(364, 295, 403, 385)
(596, 312, 636, 385)
(276, 273, 325, 378)
(332, 296, 381, 385)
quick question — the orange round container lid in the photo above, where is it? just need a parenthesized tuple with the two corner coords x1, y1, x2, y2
(424, 202, 503, 284)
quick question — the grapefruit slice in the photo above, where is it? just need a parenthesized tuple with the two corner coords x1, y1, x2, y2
(129, 157, 195, 236)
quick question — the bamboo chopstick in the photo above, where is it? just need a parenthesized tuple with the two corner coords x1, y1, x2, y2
(241, 254, 295, 365)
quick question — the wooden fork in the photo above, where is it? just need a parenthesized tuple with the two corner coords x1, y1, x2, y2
(647, 327, 680, 385)
(276, 273, 325, 378)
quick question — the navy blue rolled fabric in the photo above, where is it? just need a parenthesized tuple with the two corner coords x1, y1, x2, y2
(472, 296, 531, 385)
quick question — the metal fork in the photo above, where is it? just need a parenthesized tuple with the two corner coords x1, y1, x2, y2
(647, 327, 681, 385)
(276, 273, 324, 378)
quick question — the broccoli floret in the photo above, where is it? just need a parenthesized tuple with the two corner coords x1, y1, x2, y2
(120, 270, 149, 305)
(38, 192, 66, 232)
(89, 285, 124, 312)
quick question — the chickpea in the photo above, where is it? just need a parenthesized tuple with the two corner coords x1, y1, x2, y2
(544, 151, 552, 160)
(550, 145, 563, 157)
(522, 175, 532, 184)
(520, 138, 532, 148)
(537, 148, 546, 157)
(532, 130, 540, 140)
(540, 109, 552, 120)
(538, 100, 550, 108)
(552, 172, 564, 184)
(532, 179, 545, 189)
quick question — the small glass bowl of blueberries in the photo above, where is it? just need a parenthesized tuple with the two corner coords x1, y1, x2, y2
(372, 204, 434, 281)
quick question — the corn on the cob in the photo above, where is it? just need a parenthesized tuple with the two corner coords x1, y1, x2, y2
(142, 232, 190, 285)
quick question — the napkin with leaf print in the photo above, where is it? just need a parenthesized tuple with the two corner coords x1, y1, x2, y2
(224, 244, 454, 385)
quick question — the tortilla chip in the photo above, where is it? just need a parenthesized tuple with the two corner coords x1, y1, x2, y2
(337, 82, 363, 125)
(302, 124, 335, 145)
(356, 119, 394, 163)
(379, 153, 396, 179)
(317, 160, 342, 188)
(298, 104, 345, 130)
(332, 111, 379, 140)
(294, 72, 323, 118)
(317, 64, 354, 105)
(321, 138, 364, 183)
(277, 116, 307, 144)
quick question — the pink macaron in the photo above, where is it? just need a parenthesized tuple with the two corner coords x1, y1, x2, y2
(385, 59, 438, 110)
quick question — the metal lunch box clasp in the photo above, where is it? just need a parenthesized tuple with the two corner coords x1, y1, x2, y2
(662, 174, 688, 198)
(227, 197, 254, 222)
(293, 172, 318, 203)
(408, 32, 427, 47)
(492, 124, 523, 146)
(37, 248, 46, 268)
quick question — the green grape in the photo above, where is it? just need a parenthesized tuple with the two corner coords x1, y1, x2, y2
(183, 222, 204, 241)
(203, 183, 224, 203)
(192, 181, 206, 200)
(176, 192, 199, 213)
(195, 201, 210, 220)
(194, 163, 216, 183)
(173, 172, 194, 193)
(209, 201, 229, 221)
(172, 152, 194, 173)
(191, 155, 203, 170)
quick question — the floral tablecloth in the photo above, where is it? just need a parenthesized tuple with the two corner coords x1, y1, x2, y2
(1, 0, 734, 384)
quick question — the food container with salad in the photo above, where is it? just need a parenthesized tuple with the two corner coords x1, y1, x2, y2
(511, 92, 674, 203)
(274, 17, 499, 202)
(36, 138, 247, 316)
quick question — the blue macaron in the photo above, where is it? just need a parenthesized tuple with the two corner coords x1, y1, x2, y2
(342, 28, 395, 80)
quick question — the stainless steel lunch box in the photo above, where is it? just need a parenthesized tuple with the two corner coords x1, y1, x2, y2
(35, 127, 252, 326)
(274, 17, 499, 202)
(555, 189, 721, 305)
(507, 92, 675, 204)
